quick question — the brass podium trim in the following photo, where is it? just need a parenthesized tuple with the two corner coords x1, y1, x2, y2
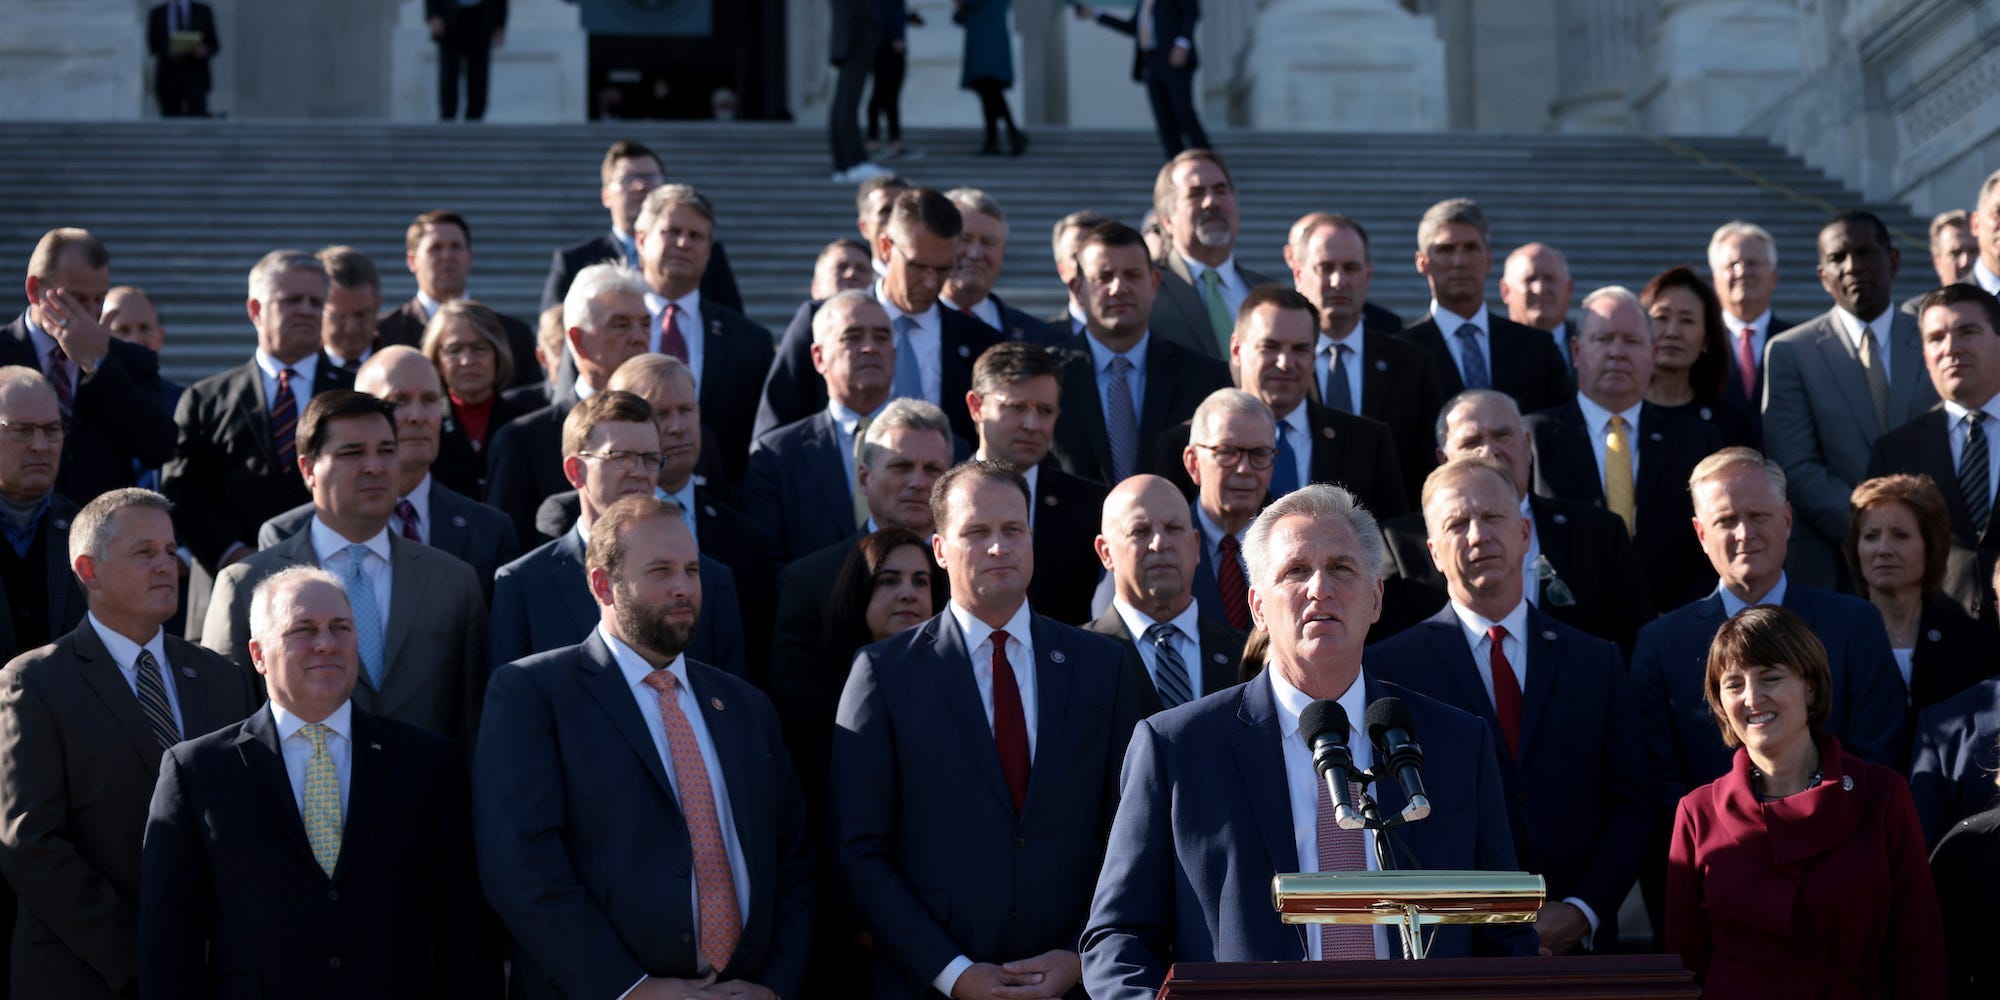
(1271, 870, 1545, 959)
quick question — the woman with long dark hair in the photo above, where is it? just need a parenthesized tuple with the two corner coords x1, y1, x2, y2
(1641, 265, 1760, 448)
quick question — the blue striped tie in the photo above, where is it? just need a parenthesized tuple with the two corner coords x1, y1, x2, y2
(1144, 622, 1193, 708)
(342, 544, 387, 690)
(1106, 354, 1139, 482)
(1962, 412, 1991, 531)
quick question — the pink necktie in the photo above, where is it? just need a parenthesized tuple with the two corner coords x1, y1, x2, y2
(641, 670, 740, 973)
(394, 499, 422, 542)
(1315, 770, 1374, 959)
(1735, 327, 1757, 401)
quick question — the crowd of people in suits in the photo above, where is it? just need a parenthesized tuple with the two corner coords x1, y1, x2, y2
(4, 135, 2000, 999)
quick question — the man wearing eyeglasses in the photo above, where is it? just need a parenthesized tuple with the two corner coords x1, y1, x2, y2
(1175, 388, 1278, 633)
(540, 142, 746, 317)
(0, 367, 84, 665)
(755, 187, 1002, 446)
(490, 390, 745, 676)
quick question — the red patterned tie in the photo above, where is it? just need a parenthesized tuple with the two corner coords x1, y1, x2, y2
(1315, 770, 1374, 959)
(659, 303, 690, 363)
(394, 499, 422, 542)
(1217, 534, 1252, 632)
(990, 630, 1031, 813)
(1735, 327, 1757, 401)
(1487, 625, 1522, 758)
(642, 670, 740, 973)
(271, 368, 299, 472)
(45, 347, 74, 420)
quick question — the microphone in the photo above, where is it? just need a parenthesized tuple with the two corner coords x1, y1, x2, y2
(1298, 699, 1368, 831)
(1364, 697, 1431, 826)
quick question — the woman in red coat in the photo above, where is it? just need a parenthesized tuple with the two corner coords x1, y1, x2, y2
(1665, 605, 1945, 998)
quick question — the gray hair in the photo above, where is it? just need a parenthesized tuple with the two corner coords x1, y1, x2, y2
(1688, 446, 1788, 512)
(1432, 388, 1521, 448)
(608, 352, 697, 395)
(563, 263, 649, 334)
(247, 249, 325, 302)
(0, 365, 55, 410)
(1416, 198, 1490, 251)
(1706, 221, 1778, 273)
(1189, 388, 1276, 445)
(859, 397, 951, 469)
(811, 288, 884, 345)
(945, 187, 1009, 239)
(68, 488, 172, 571)
(1578, 285, 1651, 341)
(634, 183, 716, 233)
(1241, 483, 1386, 587)
(1052, 209, 1110, 259)
(1980, 169, 2000, 213)
(248, 565, 349, 645)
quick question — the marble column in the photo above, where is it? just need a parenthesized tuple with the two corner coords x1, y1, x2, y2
(1241, 0, 1448, 132)
(0, 0, 146, 120)
(1549, 0, 1650, 132)
(1631, 0, 1800, 134)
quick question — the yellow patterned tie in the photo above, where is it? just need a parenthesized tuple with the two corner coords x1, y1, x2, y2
(1605, 415, 1637, 537)
(301, 723, 342, 877)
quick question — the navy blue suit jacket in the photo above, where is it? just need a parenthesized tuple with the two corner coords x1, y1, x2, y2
(754, 298, 1000, 447)
(1910, 678, 2000, 846)
(1631, 584, 1904, 812)
(980, 293, 1067, 347)
(1079, 672, 1535, 998)
(1366, 605, 1649, 948)
(831, 610, 1144, 999)
(741, 411, 855, 564)
(1, 315, 175, 505)
(539, 233, 744, 316)
(474, 634, 810, 998)
(489, 530, 745, 677)
(1187, 518, 1244, 632)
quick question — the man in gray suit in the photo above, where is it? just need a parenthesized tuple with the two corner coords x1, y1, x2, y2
(0, 488, 256, 1000)
(1763, 211, 1938, 587)
(1148, 150, 1273, 360)
(255, 347, 519, 600)
(202, 391, 488, 748)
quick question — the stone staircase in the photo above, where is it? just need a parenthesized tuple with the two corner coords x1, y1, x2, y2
(0, 121, 1926, 383)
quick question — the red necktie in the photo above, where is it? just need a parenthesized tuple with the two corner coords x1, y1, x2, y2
(395, 499, 422, 542)
(45, 347, 74, 419)
(642, 670, 741, 973)
(659, 303, 690, 363)
(1487, 625, 1522, 758)
(1217, 534, 1252, 633)
(1735, 327, 1757, 401)
(990, 630, 1031, 813)
(1315, 770, 1374, 959)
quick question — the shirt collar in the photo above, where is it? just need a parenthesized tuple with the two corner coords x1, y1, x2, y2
(1722, 308, 1772, 337)
(1835, 304, 1894, 348)
(572, 517, 590, 548)
(1111, 595, 1200, 644)
(646, 287, 702, 317)
(827, 396, 886, 435)
(600, 623, 690, 693)
(254, 347, 319, 387)
(1431, 300, 1489, 335)
(1086, 329, 1151, 375)
(1942, 396, 2000, 426)
(85, 612, 168, 673)
(21, 313, 58, 364)
(402, 472, 433, 516)
(665, 478, 697, 516)
(1974, 259, 2000, 295)
(1717, 572, 1787, 617)
(1267, 662, 1366, 745)
(874, 279, 938, 328)
(272, 699, 354, 745)
(1448, 598, 1530, 647)
(1277, 399, 1311, 437)
(1573, 391, 1643, 439)
(947, 598, 1034, 657)
(415, 289, 444, 320)
(1195, 501, 1235, 549)
(308, 516, 392, 567)
(1181, 253, 1238, 286)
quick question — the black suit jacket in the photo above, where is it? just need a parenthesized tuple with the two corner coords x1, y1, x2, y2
(690, 301, 777, 485)
(1527, 401, 1720, 611)
(375, 298, 540, 390)
(145, 2, 219, 88)
(475, 636, 810, 998)
(433, 390, 533, 501)
(482, 398, 572, 552)
(1, 315, 175, 505)
(160, 358, 354, 573)
(1403, 312, 1574, 414)
(978, 293, 1067, 346)
(1150, 401, 1409, 519)
(0, 495, 84, 665)
(1083, 605, 1243, 715)
(1029, 463, 1110, 626)
(1367, 605, 1649, 951)
(741, 412, 857, 564)
(1093, 0, 1199, 80)
(1906, 597, 1997, 753)
(138, 704, 499, 998)
(1377, 495, 1656, 655)
(539, 233, 745, 315)
(0, 623, 256, 999)
(754, 297, 1002, 446)
(254, 483, 521, 603)
(1343, 328, 1448, 505)
(1868, 407, 2000, 620)
(1050, 331, 1231, 486)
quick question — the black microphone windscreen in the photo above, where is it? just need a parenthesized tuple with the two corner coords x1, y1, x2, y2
(1364, 696, 1415, 747)
(1298, 699, 1349, 747)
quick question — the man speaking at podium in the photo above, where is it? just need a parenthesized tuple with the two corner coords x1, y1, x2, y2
(1081, 484, 1535, 997)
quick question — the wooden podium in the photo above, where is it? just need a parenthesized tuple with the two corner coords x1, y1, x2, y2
(1157, 955, 1700, 998)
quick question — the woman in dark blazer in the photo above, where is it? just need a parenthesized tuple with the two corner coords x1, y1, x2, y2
(1641, 265, 1760, 448)
(1666, 606, 1945, 998)
(1846, 474, 1998, 744)
(1932, 760, 2000, 999)
(422, 299, 528, 499)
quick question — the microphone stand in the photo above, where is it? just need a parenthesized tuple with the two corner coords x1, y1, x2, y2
(1352, 767, 1420, 959)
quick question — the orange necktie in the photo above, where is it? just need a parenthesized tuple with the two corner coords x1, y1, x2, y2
(643, 670, 740, 973)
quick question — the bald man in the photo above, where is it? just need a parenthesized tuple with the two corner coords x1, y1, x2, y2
(1083, 474, 1246, 714)
(1500, 243, 1576, 370)
(255, 346, 519, 599)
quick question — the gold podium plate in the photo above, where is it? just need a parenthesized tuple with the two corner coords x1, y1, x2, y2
(1272, 870, 1544, 926)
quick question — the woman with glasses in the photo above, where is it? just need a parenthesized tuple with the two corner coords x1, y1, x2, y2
(421, 299, 524, 499)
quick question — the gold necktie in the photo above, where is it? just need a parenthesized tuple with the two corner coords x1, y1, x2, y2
(301, 723, 342, 876)
(1605, 415, 1636, 537)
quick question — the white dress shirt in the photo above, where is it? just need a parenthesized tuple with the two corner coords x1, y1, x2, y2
(1268, 666, 1391, 960)
(397, 473, 433, 545)
(415, 288, 444, 322)
(1276, 403, 1312, 491)
(1942, 397, 2000, 508)
(601, 627, 753, 960)
(86, 613, 184, 733)
(1721, 308, 1774, 369)
(1718, 572, 1788, 617)
(663, 477, 701, 549)
(875, 280, 944, 406)
(309, 519, 393, 625)
(1315, 327, 1366, 413)
(942, 292, 1002, 332)
(828, 398, 886, 497)
(1833, 306, 1896, 382)
(1067, 302, 1088, 337)
(935, 599, 1039, 994)
(253, 348, 321, 415)
(1572, 393, 1644, 491)
(272, 699, 354, 818)
(1184, 254, 1250, 325)
(1112, 597, 1205, 701)
(1086, 331, 1151, 431)
(1430, 301, 1493, 386)
(645, 287, 706, 389)
(1974, 259, 2000, 296)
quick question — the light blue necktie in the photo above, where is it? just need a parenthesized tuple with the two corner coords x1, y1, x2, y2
(891, 314, 923, 402)
(1271, 421, 1301, 498)
(1455, 323, 1491, 390)
(342, 544, 386, 690)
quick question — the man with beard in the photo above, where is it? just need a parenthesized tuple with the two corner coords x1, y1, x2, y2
(476, 494, 811, 999)
(1144, 151, 1274, 361)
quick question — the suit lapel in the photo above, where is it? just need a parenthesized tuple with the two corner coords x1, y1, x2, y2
(1064, 353, 1115, 478)
(1888, 312, 1929, 425)
(1137, 339, 1177, 441)
(163, 635, 231, 740)
(1196, 614, 1242, 694)
(807, 415, 851, 516)
(1419, 611, 1504, 741)
(921, 616, 1017, 813)
(1021, 616, 1073, 816)
(233, 362, 280, 467)
(377, 535, 422, 681)
(42, 500, 77, 634)
(1911, 411, 1981, 545)
(1359, 331, 1393, 420)
(555, 532, 601, 635)
(71, 623, 174, 771)
(1516, 610, 1562, 759)
(428, 487, 470, 558)
(692, 666, 765, 903)
(335, 710, 390, 880)
(236, 707, 320, 871)
(1634, 404, 1668, 527)
(1230, 679, 1299, 875)
(578, 632, 680, 803)
(1548, 404, 1602, 505)
(1812, 317, 1882, 439)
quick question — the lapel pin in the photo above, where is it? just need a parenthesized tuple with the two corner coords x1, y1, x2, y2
(53, 518, 69, 530)
(1541, 629, 1557, 642)
(180, 665, 197, 679)
(370, 742, 383, 751)
(1551, 513, 1569, 525)
(711, 696, 726, 711)
(1649, 432, 1664, 442)
(1699, 406, 1714, 420)
(956, 344, 971, 358)
(1927, 628, 1943, 642)
(704, 504, 717, 517)
(1050, 650, 1067, 664)
(1320, 426, 1335, 439)
(451, 515, 467, 528)
(1043, 494, 1058, 507)
(1374, 359, 1388, 372)
(710, 320, 722, 335)
(1212, 652, 1228, 664)
(1841, 775, 1854, 791)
